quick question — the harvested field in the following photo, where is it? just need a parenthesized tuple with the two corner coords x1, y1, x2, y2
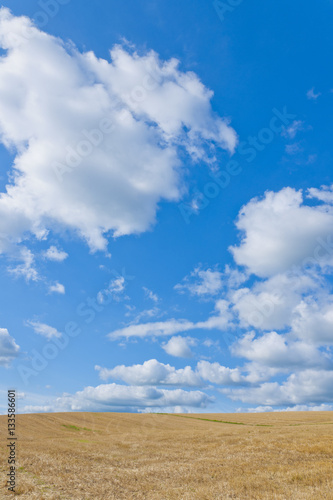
(1, 411, 333, 499)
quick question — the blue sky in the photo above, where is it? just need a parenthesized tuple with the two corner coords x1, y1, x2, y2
(0, 1, 333, 414)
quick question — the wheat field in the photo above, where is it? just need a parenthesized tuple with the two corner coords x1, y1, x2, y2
(1, 411, 333, 499)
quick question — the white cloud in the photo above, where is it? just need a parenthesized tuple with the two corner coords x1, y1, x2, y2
(108, 299, 231, 339)
(308, 184, 333, 204)
(223, 265, 249, 289)
(20, 405, 54, 414)
(218, 186, 333, 407)
(0, 8, 237, 254)
(109, 319, 196, 339)
(281, 404, 333, 412)
(0, 328, 20, 366)
(196, 360, 245, 385)
(231, 331, 331, 371)
(175, 267, 223, 296)
(52, 383, 212, 412)
(196, 360, 273, 386)
(230, 271, 318, 331)
(285, 143, 302, 155)
(95, 358, 275, 389)
(230, 187, 333, 277)
(238, 406, 274, 413)
(48, 282, 65, 294)
(97, 276, 126, 304)
(237, 405, 333, 413)
(306, 88, 321, 100)
(131, 307, 161, 323)
(225, 370, 333, 406)
(162, 336, 197, 358)
(104, 185, 333, 409)
(202, 338, 220, 348)
(43, 246, 68, 262)
(27, 321, 62, 339)
(108, 276, 126, 293)
(139, 406, 192, 414)
(95, 359, 203, 386)
(8, 247, 39, 281)
(291, 298, 333, 344)
(142, 286, 159, 302)
(281, 120, 304, 139)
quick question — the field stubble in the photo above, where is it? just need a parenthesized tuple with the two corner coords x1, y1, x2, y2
(1, 411, 333, 499)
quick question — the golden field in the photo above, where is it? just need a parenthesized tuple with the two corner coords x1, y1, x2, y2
(1, 411, 333, 499)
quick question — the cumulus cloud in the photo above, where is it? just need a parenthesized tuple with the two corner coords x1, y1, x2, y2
(0, 8, 236, 254)
(27, 321, 62, 339)
(290, 298, 333, 344)
(230, 271, 319, 330)
(104, 185, 333, 409)
(43, 246, 68, 262)
(241, 403, 333, 413)
(219, 186, 333, 407)
(308, 184, 333, 205)
(95, 358, 273, 389)
(196, 360, 245, 385)
(48, 282, 65, 294)
(139, 405, 192, 414)
(0, 328, 20, 366)
(223, 265, 249, 289)
(231, 331, 332, 371)
(230, 187, 333, 277)
(175, 267, 223, 296)
(95, 359, 203, 386)
(52, 383, 212, 412)
(162, 336, 197, 358)
(224, 370, 333, 406)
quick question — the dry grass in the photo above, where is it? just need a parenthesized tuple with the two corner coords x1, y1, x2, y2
(1, 411, 333, 499)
